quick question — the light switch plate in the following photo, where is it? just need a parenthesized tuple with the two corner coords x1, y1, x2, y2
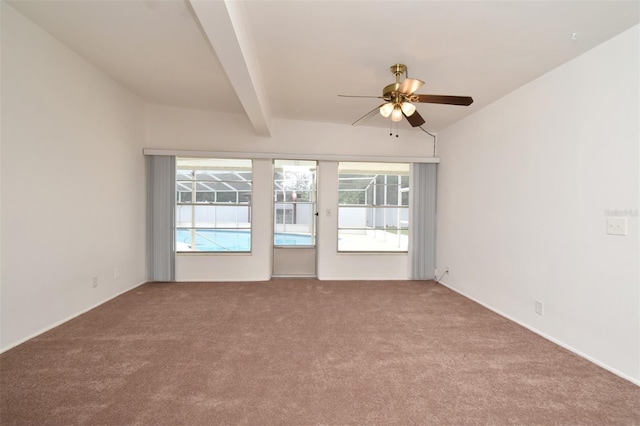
(606, 217, 627, 236)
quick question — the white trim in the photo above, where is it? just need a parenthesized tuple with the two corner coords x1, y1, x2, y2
(437, 279, 640, 387)
(143, 148, 440, 164)
(1, 281, 148, 354)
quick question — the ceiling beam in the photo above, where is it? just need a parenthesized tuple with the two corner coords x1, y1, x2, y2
(190, 0, 271, 137)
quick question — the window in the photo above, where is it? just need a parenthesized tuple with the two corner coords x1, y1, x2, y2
(338, 162, 409, 252)
(176, 158, 252, 252)
(273, 160, 317, 246)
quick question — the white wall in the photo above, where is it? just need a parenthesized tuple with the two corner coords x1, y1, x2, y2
(1, 3, 147, 350)
(436, 25, 639, 383)
(146, 104, 435, 159)
(146, 105, 431, 281)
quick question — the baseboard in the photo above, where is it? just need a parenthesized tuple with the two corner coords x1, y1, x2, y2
(1, 280, 148, 354)
(437, 279, 640, 387)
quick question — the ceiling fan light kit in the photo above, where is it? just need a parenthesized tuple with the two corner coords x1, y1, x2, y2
(400, 102, 416, 116)
(390, 106, 403, 122)
(339, 63, 474, 129)
(379, 102, 394, 118)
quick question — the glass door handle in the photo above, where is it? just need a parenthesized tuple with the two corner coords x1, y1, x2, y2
(314, 212, 319, 216)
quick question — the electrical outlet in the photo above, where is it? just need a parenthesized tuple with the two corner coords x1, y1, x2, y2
(535, 300, 543, 315)
(445, 266, 450, 274)
(114, 268, 120, 280)
(92, 276, 98, 288)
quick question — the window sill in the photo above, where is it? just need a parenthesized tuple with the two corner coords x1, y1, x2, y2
(176, 251, 252, 256)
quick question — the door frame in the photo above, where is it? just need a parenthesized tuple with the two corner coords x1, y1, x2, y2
(271, 159, 318, 278)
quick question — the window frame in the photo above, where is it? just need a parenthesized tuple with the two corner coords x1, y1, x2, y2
(175, 158, 253, 253)
(272, 159, 318, 247)
(337, 162, 410, 253)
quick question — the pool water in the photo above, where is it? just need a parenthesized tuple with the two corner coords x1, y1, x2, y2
(176, 229, 312, 252)
(274, 233, 313, 246)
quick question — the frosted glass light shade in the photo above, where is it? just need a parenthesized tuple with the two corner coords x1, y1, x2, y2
(379, 102, 394, 118)
(391, 107, 403, 122)
(401, 102, 416, 116)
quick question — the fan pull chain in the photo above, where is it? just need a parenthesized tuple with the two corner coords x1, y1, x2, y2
(390, 121, 399, 137)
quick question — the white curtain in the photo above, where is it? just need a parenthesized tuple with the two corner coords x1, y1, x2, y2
(147, 155, 175, 281)
(409, 163, 437, 280)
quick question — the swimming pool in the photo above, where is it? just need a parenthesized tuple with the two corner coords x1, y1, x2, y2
(176, 229, 312, 252)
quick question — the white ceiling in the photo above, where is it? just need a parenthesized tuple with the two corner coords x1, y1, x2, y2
(8, 0, 640, 135)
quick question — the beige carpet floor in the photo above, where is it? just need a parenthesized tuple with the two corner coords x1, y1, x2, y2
(1, 279, 638, 425)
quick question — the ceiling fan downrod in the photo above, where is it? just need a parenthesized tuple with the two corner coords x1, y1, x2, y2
(382, 63, 407, 99)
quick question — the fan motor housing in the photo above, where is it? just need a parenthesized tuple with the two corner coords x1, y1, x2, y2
(382, 83, 400, 99)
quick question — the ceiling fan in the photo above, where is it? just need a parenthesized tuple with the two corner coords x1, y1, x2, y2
(339, 64, 473, 128)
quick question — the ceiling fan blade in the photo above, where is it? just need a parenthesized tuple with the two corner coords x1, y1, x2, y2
(397, 78, 424, 95)
(414, 94, 473, 106)
(404, 110, 426, 127)
(352, 104, 385, 126)
(338, 94, 384, 99)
